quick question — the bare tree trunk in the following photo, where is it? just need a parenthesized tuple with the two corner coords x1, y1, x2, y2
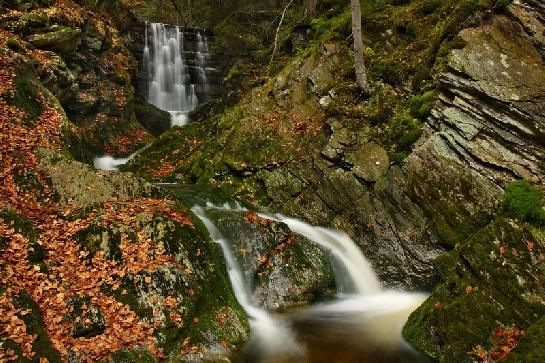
(267, 0, 294, 75)
(307, 0, 317, 18)
(351, 0, 372, 96)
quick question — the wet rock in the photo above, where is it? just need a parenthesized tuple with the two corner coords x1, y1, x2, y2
(206, 209, 336, 311)
(347, 143, 390, 182)
(132, 95, 171, 136)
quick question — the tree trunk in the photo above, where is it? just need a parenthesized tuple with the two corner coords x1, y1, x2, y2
(307, 0, 317, 18)
(351, 0, 372, 96)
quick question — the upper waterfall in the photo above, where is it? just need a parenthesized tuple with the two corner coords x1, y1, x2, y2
(143, 22, 210, 126)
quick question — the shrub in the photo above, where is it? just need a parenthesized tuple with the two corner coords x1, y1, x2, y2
(503, 180, 545, 226)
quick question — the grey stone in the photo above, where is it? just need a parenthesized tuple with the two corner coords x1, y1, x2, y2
(347, 143, 390, 182)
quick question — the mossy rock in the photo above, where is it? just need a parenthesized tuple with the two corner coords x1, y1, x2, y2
(7, 65, 44, 125)
(28, 26, 82, 55)
(505, 315, 545, 362)
(132, 95, 171, 137)
(66, 296, 106, 338)
(205, 208, 336, 310)
(403, 217, 545, 362)
(9, 293, 63, 362)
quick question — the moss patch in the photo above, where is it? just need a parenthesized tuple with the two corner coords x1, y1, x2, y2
(404, 218, 545, 362)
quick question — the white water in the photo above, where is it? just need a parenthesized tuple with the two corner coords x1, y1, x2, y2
(261, 213, 382, 295)
(169, 111, 190, 127)
(191, 206, 305, 360)
(93, 144, 150, 171)
(196, 32, 209, 99)
(143, 23, 204, 123)
(191, 202, 428, 361)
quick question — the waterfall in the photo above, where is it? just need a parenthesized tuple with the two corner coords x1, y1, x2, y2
(261, 214, 382, 295)
(196, 32, 209, 100)
(143, 22, 206, 126)
(191, 201, 428, 361)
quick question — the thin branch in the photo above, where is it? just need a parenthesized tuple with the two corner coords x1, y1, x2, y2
(267, 0, 294, 76)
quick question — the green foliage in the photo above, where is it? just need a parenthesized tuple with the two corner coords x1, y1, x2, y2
(363, 85, 398, 126)
(503, 180, 545, 226)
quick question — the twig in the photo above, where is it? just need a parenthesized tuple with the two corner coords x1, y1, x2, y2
(267, 0, 294, 76)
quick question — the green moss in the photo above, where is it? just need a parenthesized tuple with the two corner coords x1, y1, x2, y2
(6, 38, 23, 51)
(7, 65, 44, 125)
(410, 91, 437, 120)
(505, 315, 545, 362)
(404, 217, 545, 362)
(503, 180, 545, 226)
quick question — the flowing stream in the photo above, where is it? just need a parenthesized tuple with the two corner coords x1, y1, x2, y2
(191, 200, 430, 363)
(91, 22, 431, 360)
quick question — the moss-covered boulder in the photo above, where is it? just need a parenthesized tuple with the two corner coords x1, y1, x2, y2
(28, 26, 82, 55)
(403, 218, 545, 362)
(506, 315, 545, 362)
(205, 209, 336, 310)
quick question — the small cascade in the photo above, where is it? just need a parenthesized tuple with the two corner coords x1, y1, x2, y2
(143, 22, 207, 126)
(190, 200, 429, 362)
(93, 145, 150, 171)
(191, 205, 305, 360)
(261, 214, 382, 295)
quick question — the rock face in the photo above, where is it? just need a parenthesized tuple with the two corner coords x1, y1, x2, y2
(206, 209, 336, 311)
(402, 1, 545, 360)
(422, 5, 545, 186)
(403, 218, 545, 362)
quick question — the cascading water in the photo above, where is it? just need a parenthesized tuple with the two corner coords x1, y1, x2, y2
(93, 145, 150, 171)
(195, 32, 209, 99)
(191, 201, 430, 362)
(261, 214, 382, 295)
(191, 205, 306, 361)
(143, 22, 205, 127)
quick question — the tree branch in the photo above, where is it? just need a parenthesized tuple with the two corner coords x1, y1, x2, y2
(267, 0, 294, 76)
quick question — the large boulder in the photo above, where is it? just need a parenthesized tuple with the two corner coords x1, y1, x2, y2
(347, 143, 390, 182)
(205, 209, 336, 311)
(404, 218, 545, 362)
(132, 95, 172, 137)
(28, 26, 82, 55)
